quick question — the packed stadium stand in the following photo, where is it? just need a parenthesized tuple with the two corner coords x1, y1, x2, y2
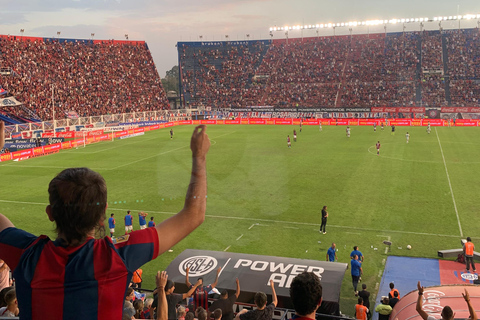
(179, 28, 480, 109)
(0, 35, 169, 124)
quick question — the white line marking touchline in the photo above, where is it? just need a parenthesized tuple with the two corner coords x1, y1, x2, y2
(236, 234, 243, 241)
(223, 245, 231, 252)
(0, 199, 465, 238)
(435, 128, 463, 237)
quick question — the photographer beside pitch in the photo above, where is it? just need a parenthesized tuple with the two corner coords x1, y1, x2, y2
(0, 121, 210, 319)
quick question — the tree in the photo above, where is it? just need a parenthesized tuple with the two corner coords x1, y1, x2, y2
(161, 65, 179, 94)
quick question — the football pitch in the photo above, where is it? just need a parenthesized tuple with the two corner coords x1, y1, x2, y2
(1, 123, 480, 316)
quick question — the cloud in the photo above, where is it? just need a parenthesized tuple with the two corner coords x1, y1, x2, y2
(0, 12, 28, 25)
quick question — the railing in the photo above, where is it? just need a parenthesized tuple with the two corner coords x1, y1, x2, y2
(3, 110, 193, 134)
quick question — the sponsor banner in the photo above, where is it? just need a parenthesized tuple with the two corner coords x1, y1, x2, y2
(61, 141, 72, 149)
(454, 119, 478, 126)
(42, 132, 55, 138)
(165, 122, 175, 127)
(5, 142, 37, 150)
(96, 134, 110, 141)
(274, 119, 293, 125)
(115, 131, 128, 138)
(44, 143, 61, 153)
(199, 120, 217, 125)
(11, 149, 33, 159)
(118, 132, 145, 139)
(248, 119, 266, 125)
(0, 96, 23, 107)
(424, 119, 445, 126)
(441, 107, 480, 113)
(150, 125, 160, 130)
(349, 120, 359, 126)
(178, 120, 193, 125)
(359, 120, 380, 125)
(240, 119, 249, 125)
(86, 137, 95, 144)
(302, 119, 320, 125)
(412, 120, 422, 126)
(389, 120, 412, 126)
(71, 139, 84, 147)
(224, 120, 241, 125)
(33, 147, 44, 156)
(0, 153, 12, 162)
(7, 138, 65, 145)
(166, 249, 347, 311)
(134, 128, 145, 134)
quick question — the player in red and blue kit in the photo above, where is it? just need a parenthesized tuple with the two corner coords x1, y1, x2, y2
(108, 213, 115, 237)
(0, 124, 211, 320)
(148, 217, 156, 228)
(139, 211, 148, 230)
(125, 210, 133, 234)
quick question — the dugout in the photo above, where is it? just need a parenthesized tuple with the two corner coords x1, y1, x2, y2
(165, 249, 348, 316)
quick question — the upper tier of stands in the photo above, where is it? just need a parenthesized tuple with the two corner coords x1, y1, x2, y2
(0, 35, 169, 123)
(179, 28, 480, 108)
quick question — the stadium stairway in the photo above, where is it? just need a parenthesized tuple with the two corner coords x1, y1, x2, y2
(441, 33, 452, 104)
(415, 35, 422, 104)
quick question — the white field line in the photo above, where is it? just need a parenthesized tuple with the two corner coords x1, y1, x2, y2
(236, 234, 244, 241)
(435, 128, 463, 237)
(0, 199, 464, 238)
(223, 245, 231, 252)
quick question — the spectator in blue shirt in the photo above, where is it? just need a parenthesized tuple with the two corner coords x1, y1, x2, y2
(326, 243, 337, 262)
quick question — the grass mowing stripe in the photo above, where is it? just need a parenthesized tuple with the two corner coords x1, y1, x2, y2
(0, 199, 462, 238)
(435, 127, 463, 237)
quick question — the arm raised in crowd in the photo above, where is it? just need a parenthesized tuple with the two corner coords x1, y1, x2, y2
(155, 125, 210, 255)
(270, 280, 278, 307)
(156, 271, 168, 320)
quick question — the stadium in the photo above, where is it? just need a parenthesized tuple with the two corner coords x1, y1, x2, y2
(1, 5, 480, 320)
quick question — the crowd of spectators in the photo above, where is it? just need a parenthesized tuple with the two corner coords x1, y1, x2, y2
(445, 29, 480, 106)
(0, 36, 169, 122)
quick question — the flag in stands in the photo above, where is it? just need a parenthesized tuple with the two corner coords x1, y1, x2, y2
(66, 110, 79, 119)
(0, 86, 7, 95)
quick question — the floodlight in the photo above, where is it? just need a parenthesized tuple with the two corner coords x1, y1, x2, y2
(320, 24, 324, 28)
(269, 27, 273, 31)
(477, 14, 480, 18)
(327, 23, 332, 28)
(316, 24, 319, 28)
(297, 25, 301, 29)
(444, 16, 447, 20)
(433, 17, 438, 21)
(453, 16, 457, 20)
(419, 18, 424, 22)
(448, 16, 452, 20)
(467, 14, 473, 19)
(308, 24, 312, 28)
(361, 21, 366, 25)
(425, 17, 428, 21)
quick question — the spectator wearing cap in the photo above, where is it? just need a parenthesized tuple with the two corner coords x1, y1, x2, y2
(208, 278, 240, 320)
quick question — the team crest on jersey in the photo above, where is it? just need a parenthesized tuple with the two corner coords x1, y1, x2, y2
(113, 234, 130, 244)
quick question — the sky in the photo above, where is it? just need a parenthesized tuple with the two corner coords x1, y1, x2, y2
(1, 0, 480, 77)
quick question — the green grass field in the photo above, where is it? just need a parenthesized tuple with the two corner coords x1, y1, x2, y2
(1, 124, 479, 316)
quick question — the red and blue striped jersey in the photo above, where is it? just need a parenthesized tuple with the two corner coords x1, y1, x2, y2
(0, 227, 159, 320)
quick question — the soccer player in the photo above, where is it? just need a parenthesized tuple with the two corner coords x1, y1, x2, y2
(287, 135, 291, 148)
(108, 213, 115, 238)
(0, 124, 210, 319)
(170, 128, 174, 139)
(376, 141, 381, 155)
(373, 123, 376, 132)
(138, 211, 148, 230)
(293, 129, 297, 142)
(427, 122, 431, 134)
(148, 217, 156, 228)
(299, 121, 302, 132)
(125, 210, 133, 234)
(391, 125, 395, 136)
(381, 122, 384, 131)
(346, 126, 351, 138)
(319, 122, 322, 131)
(406, 132, 410, 143)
